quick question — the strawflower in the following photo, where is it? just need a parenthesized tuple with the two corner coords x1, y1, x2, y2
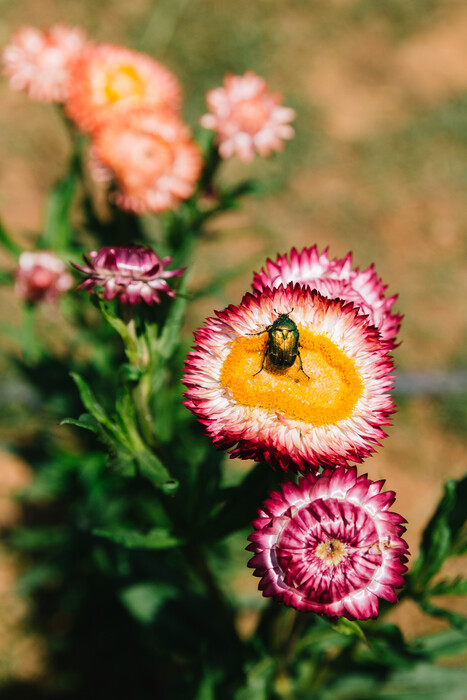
(89, 108, 203, 214)
(72, 245, 184, 305)
(247, 467, 409, 620)
(200, 71, 295, 162)
(15, 251, 73, 303)
(253, 246, 402, 346)
(2, 24, 87, 103)
(183, 284, 394, 471)
(66, 43, 182, 133)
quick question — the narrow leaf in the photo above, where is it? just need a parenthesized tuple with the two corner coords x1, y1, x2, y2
(93, 526, 183, 550)
(428, 576, 467, 597)
(415, 628, 467, 659)
(0, 220, 21, 258)
(69, 372, 115, 430)
(418, 598, 467, 633)
(410, 475, 467, 589)
(334, 618, 368, 645)
(61, 413, 100, 434)
(136, 449, 178, 492)
(156, 277, 188, 359)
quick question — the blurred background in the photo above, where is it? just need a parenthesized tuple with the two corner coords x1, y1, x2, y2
(0, 0, 466, 690)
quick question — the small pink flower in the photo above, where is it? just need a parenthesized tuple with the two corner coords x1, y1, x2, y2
(252, 246, 402, 346)
(247, 467, 409, 620)
(2, 24, 87, 103)
(72, 245, 184, 305)
(89, 108, 203, 214)
(183, 284, 395, 472)
(15, 251, 73, 303)
(65, 43, 182, 133)
(201, 71, 295, 162)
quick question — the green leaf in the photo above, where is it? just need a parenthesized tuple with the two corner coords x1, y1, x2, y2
(69, 372, 115, 431)
(16, 564, 58, 594)
(61, 413, 100, 434)
(9, 526, 65, 551)
(417, 599, 467, 633)
(428, 576, 467, 596)
(234, 658, 276, 700)
(355, 623, 423, 669)
(0, 219, 21, 258)
(136, 449, 178, 493)
(120, 364, 143, 382)
(379, 663, 467, 700)
(410, 474, 467, 590)
(324, 663, 467, 700)
(93, 526, 183, 550)
(334, 618, 368, 645)
(156, 277, 188, 360)
(415, 628, 467, 659)
(119, 582, 177, 624)
(97, 299, 138, 355)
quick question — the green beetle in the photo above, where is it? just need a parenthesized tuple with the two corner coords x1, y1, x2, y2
(249, 309, 309, 378)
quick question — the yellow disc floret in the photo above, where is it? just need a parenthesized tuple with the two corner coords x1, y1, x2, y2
(104, 64, 146, 103)
(221, 327, 363, 426)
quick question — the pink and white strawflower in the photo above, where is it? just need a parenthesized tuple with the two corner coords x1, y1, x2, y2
(183, 284, 395, 471)
(15, 251, 73, 303)
(247, 467, 409, 620)
(201, 71, 295, 162)
(65, 43, 182, 133)
(252, 246, 402, 346)
(72, 245, 184, 305)
(2, 24, 87, 103)
(89, 108, 202, 214)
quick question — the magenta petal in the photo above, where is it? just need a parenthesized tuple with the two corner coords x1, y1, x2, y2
(72, 245, 183, 305)
(248, 469, 409, 621)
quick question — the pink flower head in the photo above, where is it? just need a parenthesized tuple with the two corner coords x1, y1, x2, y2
(200, 71, 295, 162)
(15, 251, 73, 303)
(183, 284, 395, 472)
(65, 43, 182, 133)
(72, 245, 184, 305)
(90, 108, 203, 214)
(252, 246, 402, 347)
(2, 24, 87, 103)
(247, 467, 409, 620)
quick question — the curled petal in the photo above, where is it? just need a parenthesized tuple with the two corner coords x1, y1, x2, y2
(248, 468, 409, 620)
(183, 284, 395, 471)
(72, 245, 184, 305)
(252, 246, 402, 346)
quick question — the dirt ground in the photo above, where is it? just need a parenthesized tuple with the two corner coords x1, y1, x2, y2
(0, 0, 466, 685)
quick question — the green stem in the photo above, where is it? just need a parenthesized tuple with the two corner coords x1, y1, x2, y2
(21, 303, 40, 365)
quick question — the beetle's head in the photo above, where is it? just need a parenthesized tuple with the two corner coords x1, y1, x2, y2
(273, 307, 294, 318)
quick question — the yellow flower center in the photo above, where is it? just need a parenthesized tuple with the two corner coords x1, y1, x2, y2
(104, 64, 146, 103)
(314, 538, 348, 567)
(220, 328, 363, 426)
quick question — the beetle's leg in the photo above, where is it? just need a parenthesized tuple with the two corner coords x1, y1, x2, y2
(297, 348, 310, 379)
(253, 338, 270, 376)
(246, 328, 270, 337)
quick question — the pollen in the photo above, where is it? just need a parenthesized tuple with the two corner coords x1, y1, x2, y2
(220, 327, 363, 426)
(103, 64, 146, 103)
(314, 538, 349, 567)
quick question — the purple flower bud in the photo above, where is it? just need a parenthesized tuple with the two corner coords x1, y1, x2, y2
(72, 245, 184, 305)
